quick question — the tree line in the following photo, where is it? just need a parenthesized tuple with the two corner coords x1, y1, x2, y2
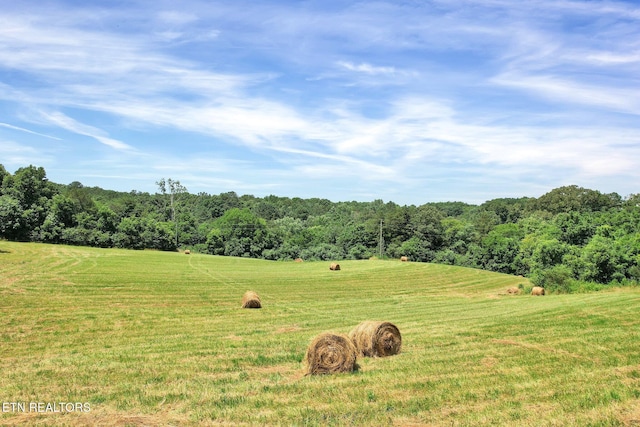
(1, 164, 639, 292)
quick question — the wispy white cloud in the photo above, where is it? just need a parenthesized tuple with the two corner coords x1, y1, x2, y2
(0, 123, 61, 140)
(39, 112, 135, 152)
(491, 73, 640, 114)
(337, 61, 397, 75)
(583, 51, 640, 65)
(156, 10, 199, 26)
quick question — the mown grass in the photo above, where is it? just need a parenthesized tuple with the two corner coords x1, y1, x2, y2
(1, 241, 639, 426)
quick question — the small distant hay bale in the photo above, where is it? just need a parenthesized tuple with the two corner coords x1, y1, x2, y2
(507, 287, 520, 295)
(400, 256, 408, 262)
(349, 321, 402, 358)
(184, 249, 191, 255)
(329, 263, 341, 271)
(241, 291, 262, 308)
(304, 332, 357, 375)
(295, 258, 303, 262)
(531, 286, 545, 296)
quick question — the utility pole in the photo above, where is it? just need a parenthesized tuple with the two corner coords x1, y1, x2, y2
(170, 190, 177, 248)
(378, 219, 384, 259)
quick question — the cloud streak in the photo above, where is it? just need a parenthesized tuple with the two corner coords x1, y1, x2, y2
(39, 112, 135, 152)
(0, 123, 61, 140)
(337, 61, 397, 75)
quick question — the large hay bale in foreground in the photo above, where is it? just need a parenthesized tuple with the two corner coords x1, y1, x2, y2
(305, 332, 357, 375)
(329, 263, 341, 271)
(531, 286, 545, 296)
(400, 256, 408, 262)
(241, 291, 262, 308)
(349, 321, 402, 358)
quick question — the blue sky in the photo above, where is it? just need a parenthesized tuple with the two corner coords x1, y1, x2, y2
(1, 0, 638, 205)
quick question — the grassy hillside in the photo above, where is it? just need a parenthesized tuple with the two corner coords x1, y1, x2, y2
(1, 242, 639, 426)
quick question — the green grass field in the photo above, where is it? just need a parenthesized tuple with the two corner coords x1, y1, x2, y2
(1, 241, 639, 426)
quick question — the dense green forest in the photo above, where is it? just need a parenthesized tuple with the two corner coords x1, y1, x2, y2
(1, 164, 639, 292)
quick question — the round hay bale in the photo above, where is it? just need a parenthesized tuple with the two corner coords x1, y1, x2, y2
(184, 249, 191, 255)
(241, 290, 261, 308)
(304, 332, 357, 375)
(400, 256, 408, 262)
(531, 286, 545, 296)
(349, 321, 402, 358)
(329, 263, 341, 271)
(507, 286, 520, 294)
(295, 258, 303, 263)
